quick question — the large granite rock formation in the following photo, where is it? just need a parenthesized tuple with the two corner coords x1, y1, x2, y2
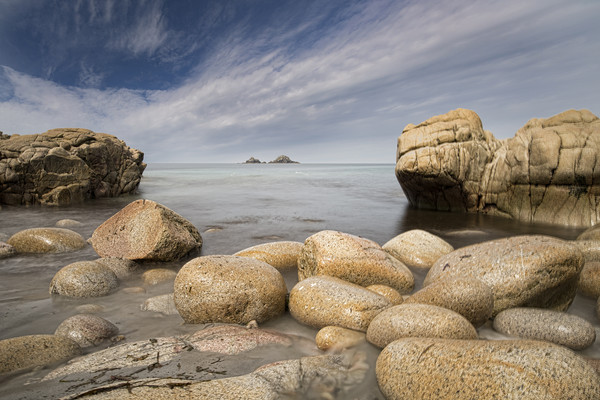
(0, 128, 145, 205)
(395, 109, 600, 227)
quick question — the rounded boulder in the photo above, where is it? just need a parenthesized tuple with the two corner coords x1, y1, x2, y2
(8, 228, 86, 253)
(0, 334, 81, 374)
(94, 257, 140, 280)
(366, 303, 477, 348)
(298, 230, 414, 294)
(234, 241, 303, 270)
(174, 255, 287, 324)
(315, 326, 365, 351)
(578, 262, 600, 298)
(50, 261, 119, 298)
(382, 229, 454, 270)
(366, 284, 404, 305)
(54, 314, 119, 348)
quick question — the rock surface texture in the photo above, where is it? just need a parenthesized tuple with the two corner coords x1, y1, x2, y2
(0, 129, 145, 206)
(376, 338, 600, 399)
(90, 199, 202, 261)
(0, 334, 81, 374)
(395, 109, 600, 227)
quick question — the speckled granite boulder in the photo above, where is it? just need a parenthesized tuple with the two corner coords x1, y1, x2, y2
(50, 261, 119, 298)
(578, 262, 600, 298)
(289, 275, 390, 332)
(0, 334, 81, 373)
(578, 223, 600, 241)
(405, 276, 493, 327)
(366, 284, 404, 305)
(0, 241, 16, 258)
(377, 338, 600, 399)
(572, 240, 600, 262)
(141, 293, 179, 315)
(396, 109, 600, 228)
(141, 268, 177, 285)
(425, 235, 583, 315)
(382, 229, 453, 270)
(234, 241, 303, 270)
(366, 304, 477, 348)
(7, 227, 86, 253)
(493, 307, 596, 350)
(174, 255, 286, 324)
(315, 326, 365, 351)
(90, 199, 202, 261)
(94, 257, 140, 280)
(54, 314, 119, 348)
(62, 353, 368, 400)
(298, 230, 414, 294)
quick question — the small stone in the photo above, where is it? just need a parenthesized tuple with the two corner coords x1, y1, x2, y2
(141, 293, 179, 315)
(382, 229, 454, 270)
(174, 255, 287, 324)
(76, 304, 105, 313)
(0, 242, 16, 259)
(8, 228, 86, 253)
(50, 261, 119, 298)
(54, 314, 119, 348)
(122, 286, 146, 294)
(376, 338, 600, 399)
(234, 241, 303, 271)
(493, 307, 596, 350)
(298, 230, 414, 293)
(0, 335, 81, 373)
(315, 326, 365, 351)
(141, 268, 177, 285)
(366, 304, 477, 348)
(95, 257, 140, 280)
(405, 276, 493, 327)
(55, 219, 83, 228)
(366, 284, 404, 305)
(289, 275, 390, 332)
(578, 262, 600, 298)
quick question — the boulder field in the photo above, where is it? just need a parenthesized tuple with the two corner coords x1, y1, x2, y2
(395, 109, 600, 227)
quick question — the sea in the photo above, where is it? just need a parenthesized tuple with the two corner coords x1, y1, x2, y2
(0, 163, 598, 399)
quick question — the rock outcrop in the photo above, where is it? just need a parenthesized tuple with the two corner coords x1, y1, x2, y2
(0, 128, 145, 206)
(269, 155, 298, 163)
(395, 109, 600, 227)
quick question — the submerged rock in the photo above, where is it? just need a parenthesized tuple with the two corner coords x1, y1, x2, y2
(0, 128, 145, 206)
(376, 338, 600, 399)
(50, 261, 119, 298)
(141, 293, 178, 315)
(298, 230, 414, 294)
(0, 334, 81, 374)
(94, 257, 140, 280)
(315, 326, 366, 351)
(234, 241, 303, 271)
(141, 268, 177, 285)
(8, 227, 86, 253)
(90, 199, 202, 261)
(54, 314, 119, 348)
(174, 255, 287, 324)
(424, 235, 583, 315)
(395, 108, 600, 227)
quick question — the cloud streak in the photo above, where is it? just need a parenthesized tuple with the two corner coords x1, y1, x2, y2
(0, 0, 599, 162)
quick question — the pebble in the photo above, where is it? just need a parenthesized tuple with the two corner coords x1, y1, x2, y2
(141, 293, 179, 315)
(7, 227, 86, 253)
(174, 255, 287, 324)
(288, 275, 391, 332)
(54, 314, 119, 348)
(141, 268, 177, 285)
(405, 276, 493, 327)
(425, 235, 583, 315)
(366, 284, 404, 305)
(234, 241, 303, 271)
(50, 261, 119, 298)
(376, 338, 600, 399)
(382, 229, 453, 269)
(0, 334, 81, 374)
(493, 307, 596, 350)
(298, 230, 414, 294)
(578, 261, 600, 298)
(366, 303, 477, 348)
(315, 326, 365, 351)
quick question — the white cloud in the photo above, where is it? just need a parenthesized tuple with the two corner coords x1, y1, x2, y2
(1, 0, 599, 162)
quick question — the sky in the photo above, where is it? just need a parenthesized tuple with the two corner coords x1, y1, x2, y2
(0, 0, 599, 163)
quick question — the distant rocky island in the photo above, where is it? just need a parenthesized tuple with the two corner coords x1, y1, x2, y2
(244, 155, 299, 164)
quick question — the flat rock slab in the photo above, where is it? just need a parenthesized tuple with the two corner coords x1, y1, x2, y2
(425, 235, 583, 315)
(376, 338, 600, 400)
(90, 199, 202, 261)
(493, 307, 596, 350)
(8, 228, 86, 253)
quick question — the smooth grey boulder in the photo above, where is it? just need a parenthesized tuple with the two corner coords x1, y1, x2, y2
(493, 307, 596, 350)
(425, 235, 583, 316)
(54, 314, 119, 348)
(376, 338, 600, 400)
(50, 261, 119, 298)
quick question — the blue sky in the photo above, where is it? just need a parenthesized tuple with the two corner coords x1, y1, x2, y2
(0, 0, 598, 163)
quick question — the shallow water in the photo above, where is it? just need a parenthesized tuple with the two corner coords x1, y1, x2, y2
(0, 163, 597, 399)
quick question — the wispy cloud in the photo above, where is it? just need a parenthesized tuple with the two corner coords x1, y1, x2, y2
(0, 0, 599, 162)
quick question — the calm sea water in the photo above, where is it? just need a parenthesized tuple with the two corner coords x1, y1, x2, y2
(0, 163, 597, 398)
